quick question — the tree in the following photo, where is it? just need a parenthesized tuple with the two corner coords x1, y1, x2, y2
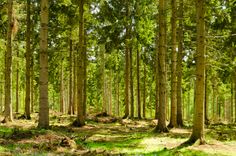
(38, 0, 49, 128)
(168, 0, 177, 128)
(2, 0, 14, 123)
(135, 0, 141, 119)
(177, 0, 184, 127)
(73, 0, 86, 127)
(187, 0, 206, 144)
(154, 0, 168, 132)
(124, 0, 130, 119)
(68, 30, 73, 115)
(15, 46, 19, 113)
(137, 45, 141, 119)
(25, 0, 31, 119)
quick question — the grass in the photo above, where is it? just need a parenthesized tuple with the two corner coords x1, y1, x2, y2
(0, 113, 236, 155)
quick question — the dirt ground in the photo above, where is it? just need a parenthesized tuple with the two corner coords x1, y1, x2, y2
(0, 113, 236, 155)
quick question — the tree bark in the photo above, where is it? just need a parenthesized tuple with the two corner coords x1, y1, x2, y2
(154, 0, 168, 133)
(74, 0, 85, 127)
(177, 0, 184, 127)
(234, 74, 236, 122)
(16, 47, 19, 114)
(73, 44, 76, 115)
(130, 47, 134, 118)
(205, 69, 209, 125)
(168, 0, 177, 128)
(0, 85, 3, 112)
(30, 14, 35, 113)
(212, 78, 217, 121)
(25, 0, 31, 119)
(60, 63, 64, 113)
(155, 31, 159, 120)
(109, 71, 113, 115)
(137, 46, 141, 119)
(68, 32, 73, 115)
(124, 0, 130, 119)
(101, 45, 106, 113)
(115, 71, 120, 116)
(188, 0, 205, 144)
(143, 54, 146, 119)
(83, 29, 87, 117)
(3, 0, 14, 123)
(232, 4, 236, 123)
(31, 55, 34, 113)
(38, 0, 49, 128)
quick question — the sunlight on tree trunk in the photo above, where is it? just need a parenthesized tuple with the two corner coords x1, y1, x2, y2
(168, 0, 177, 128)
(3, 0, 14, 123)
(38, 0, 49, 128)
(188, 0, 205, 144)
(74, 0, 85, 127)
(124, 0, 130, 119)
(154, 0, 168, 133)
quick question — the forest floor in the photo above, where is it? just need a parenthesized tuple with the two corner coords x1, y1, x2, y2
(0, 112, 236, 156)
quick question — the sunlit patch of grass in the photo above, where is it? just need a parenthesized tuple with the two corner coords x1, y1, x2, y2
(82, 132, 149, 154)
(139, 149, 220, 156)
(0, 146, 6, 152)
(84, 132, 186, 154)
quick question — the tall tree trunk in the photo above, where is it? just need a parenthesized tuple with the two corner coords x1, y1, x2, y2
(232, 4, 236, 123)
(154, 0, 168, 132)
(234, 73, 236, 123)
(168, 0, 177, 128)
(177, 0, 184, 127)
(230, 78, 233, 122)
(60, 63, 64, 113)
(115, 72, 119, 116)
(124, 0, 130, 118)
(212, 79, 217, 121)
(155, 32, 159, 120)
(205, 69, 209, 125)
(74, 0, 85, 127)
(31, 62, 34, 113)
(73, 45, 76, 115)
(188, 0, 205, 144)
(101, 45, 106, 113)
(109, 71, 113, 115)
(68, 34, 73, 115)
(137, 46, 141, 119)
(25, 0, 31, 119)
(83, 29, 87, 116)
(3, 0, 14, 123)
(0, 85, 3, 112)
(217, 95, 220, 121)
(30, 15, 35, 113)
(115, 53, 120, 117)
(130, 48, 134, 118)
(16, 47, 19, 113)
(143, 55, 146, 118)
(187, 83, 191, 120)
(38, 0, 49, 128)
